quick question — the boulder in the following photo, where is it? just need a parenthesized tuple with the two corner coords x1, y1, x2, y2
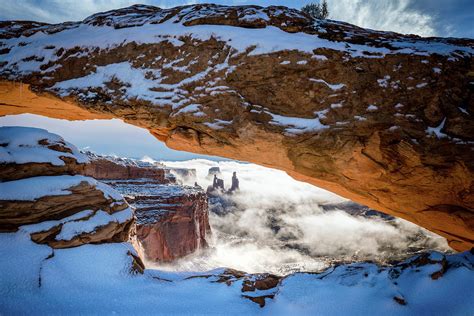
(0, 126, 88, 181)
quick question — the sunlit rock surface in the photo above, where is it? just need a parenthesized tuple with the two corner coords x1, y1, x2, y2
(0, 127, 134, 248)
(83, 151, 171, 182)
(0, 4, 472, 250)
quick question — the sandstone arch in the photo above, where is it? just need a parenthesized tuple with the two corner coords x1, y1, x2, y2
(0, 4, 472, 250)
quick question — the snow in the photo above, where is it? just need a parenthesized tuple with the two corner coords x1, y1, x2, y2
(432, 67, 442, 74)
(280, 60, 290, 65)
(0, 175, 123, 201)
(394, 103, 404, 109)
(416, 82, 428, 88)
(296, 60, 307, 65)
(51, 62, 170, 104)
(20, 210, 95, 234)
(0, 229, 473, 314)
(3, 10, 471, 80)
(330, 103, 343, 109)
(312, 54, 328, 61)
(266, 254, 474, 316)
(0, 126, 88, 166)
(458, 107, 469, 115)
(366, 104, 378, 111)
(354, 115, 367, 121)
(0, 175, 88, 201)
(203, 119, 232, 130)
(377, 75, 390, 88)
(268, 109, 329, 134)
(310, 78, 346, 91)
(50, 57, 233, 108)
(426, 118, 448, 139)
(172, 103, 202, 116)
(56, 207, 133, 241)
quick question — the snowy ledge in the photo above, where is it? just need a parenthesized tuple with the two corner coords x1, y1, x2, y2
(0, 175, 123, 201)
(0, 126, 88, 166)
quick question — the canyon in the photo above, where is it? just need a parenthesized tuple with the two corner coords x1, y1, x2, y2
(84, 152, 210, 262)
(0, 4, 472, 251)
(0, 124, 473, 313)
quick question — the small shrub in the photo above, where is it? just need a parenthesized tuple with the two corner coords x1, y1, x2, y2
(301, 0, 329, 20)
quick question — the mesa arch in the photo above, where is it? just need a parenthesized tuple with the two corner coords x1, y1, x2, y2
(0, 4, 473, 251)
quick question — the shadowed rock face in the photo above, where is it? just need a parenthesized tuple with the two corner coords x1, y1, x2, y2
(84, 153, 211, 262)
(84, 157, 168, 182)
(111, 181, 210, 262)
(0, 4, 473, 250)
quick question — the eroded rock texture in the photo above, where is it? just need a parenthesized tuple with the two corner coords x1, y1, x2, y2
(83, 152, 210, 262)
(0, 127, 134, 248)
(109, 180, 210, 262)
(0, 4, 473, 250)
(83, 152, 169, 182)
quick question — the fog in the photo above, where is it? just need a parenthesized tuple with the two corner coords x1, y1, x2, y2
(153, 159, 450, 274)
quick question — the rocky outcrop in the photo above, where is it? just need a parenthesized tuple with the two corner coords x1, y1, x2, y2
(83, 154, 169, 182)
(0, 4, 473, 250)
(0, 127, 134, 248)
(108, 180, 210, 262)
(0, 126, 88, 181)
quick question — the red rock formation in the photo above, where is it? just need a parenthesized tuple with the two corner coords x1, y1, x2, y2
(0, 4, 473, 251)
(116, 182, 210, 262)
(84, 157, 168, 182)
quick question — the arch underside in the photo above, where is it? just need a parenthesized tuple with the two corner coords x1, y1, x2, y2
(1, 80, 472, 251)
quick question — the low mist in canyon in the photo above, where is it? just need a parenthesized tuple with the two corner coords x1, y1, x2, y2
(152, 159, 450, 274)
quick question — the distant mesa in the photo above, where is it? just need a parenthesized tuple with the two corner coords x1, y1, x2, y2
(206, 166, 221, 179)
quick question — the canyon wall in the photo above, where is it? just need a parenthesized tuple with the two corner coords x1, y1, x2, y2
(84, 153, 211, 262)
(0, 4, 473, 250)
(0, 127, 137, 252)
(112, 180, 210, 262)
(83, 153, 169, 182)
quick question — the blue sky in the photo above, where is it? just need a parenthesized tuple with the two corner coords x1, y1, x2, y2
(0, 114, 223, 160)
(0, 0, 473, 38)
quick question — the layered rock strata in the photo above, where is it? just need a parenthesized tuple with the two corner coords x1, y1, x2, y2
(0, 126, 134, 249)
(108, 179, 210, 262)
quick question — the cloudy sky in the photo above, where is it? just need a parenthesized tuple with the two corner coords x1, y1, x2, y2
(0, 0, 473, 38)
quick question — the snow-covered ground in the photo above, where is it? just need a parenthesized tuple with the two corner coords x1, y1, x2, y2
(0, 230, 472, 315)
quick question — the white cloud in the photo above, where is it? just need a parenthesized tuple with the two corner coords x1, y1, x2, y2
(155, 159, 450, 274)
(328, 0, 436, 37)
